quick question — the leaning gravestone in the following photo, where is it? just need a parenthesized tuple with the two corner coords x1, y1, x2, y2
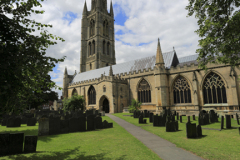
(27, 118, 37, 126)
(9, 133, 24, 154)
(186, 122, 197, 138)
(49, 116, 60, 135)
(24, 136, 38, 153)
(87, 115, 96, 131)
(0, 133, 10, 156)
(38, 116, 49, 136)
(69, 117, 81, 133)
(226, 115, 231, 129)
(102, 120, 113, 128)
(95, 116, 103, 129)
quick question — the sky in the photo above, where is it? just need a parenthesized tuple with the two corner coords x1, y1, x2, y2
(30, 0, 201, 98)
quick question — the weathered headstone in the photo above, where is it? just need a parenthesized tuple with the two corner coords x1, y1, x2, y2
(0, 133, 10, 156)
(38, 117, 49, 136)
(221, 116, 224, 129)
(24, 136, 38, 153)
(87, 115, 96, 131)
(226, 115, 231, 129)
(187, 116, 191, 123)
(139, 115, 146, 124)
(95, 116, 103, 129)
(9, 133, 24, 154)
(60, 120, 69, 133)
(27, 118, 37, 126)
(186, 122, 197, 138)
(196, 125, 202, 137)
(180, 116, 182, 123)
(49, 116, 60, 135)
(149, 113, 153, 123)
(79, 116, 86, 132)
(69, 118, 81, 133)
(192, 115, 195, 120)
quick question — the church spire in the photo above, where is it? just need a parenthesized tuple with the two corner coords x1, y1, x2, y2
(83, 1, 88, 15)
(155, 38, 164, 67)
(109, 65, 113, 76)
(110, 1, 114, 17)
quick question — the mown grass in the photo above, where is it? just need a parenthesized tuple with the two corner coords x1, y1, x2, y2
(0, 116, 161, 160)
(113, 113, 240, 160)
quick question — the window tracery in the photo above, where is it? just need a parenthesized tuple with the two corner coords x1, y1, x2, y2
(173, 76, 191, 104)
(138, 79, 151, 103)
(90, 20, 95, 37)
(89, 42, 92, 56)
(203, 72, 227, 104)
(103, 40, 105, 54)
(107, 42, 110, 55)
(92, 40, 95, 55)
(103, 20, 108, 37)
(88, 86, 96, 105)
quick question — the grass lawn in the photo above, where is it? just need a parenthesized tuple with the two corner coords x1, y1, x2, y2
(113, 113, 240, 160)
(0, 116, 161, 160)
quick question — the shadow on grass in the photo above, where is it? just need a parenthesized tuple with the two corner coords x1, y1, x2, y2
(7, 147, 127, 160)
(188, 135, 207, 139)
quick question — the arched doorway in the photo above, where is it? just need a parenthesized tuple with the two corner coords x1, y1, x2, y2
(102, 98, 109, 113)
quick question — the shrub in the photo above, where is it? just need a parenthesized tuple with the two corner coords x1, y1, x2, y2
(63, 94, 85, 112)
(128, 99, 142, 113)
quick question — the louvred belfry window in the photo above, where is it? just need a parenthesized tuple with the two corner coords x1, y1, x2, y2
(88, 86, 96, 105)
(203, 72, 227, 104)
(138, 79, 151, 103)
(173, 76, 192, 104)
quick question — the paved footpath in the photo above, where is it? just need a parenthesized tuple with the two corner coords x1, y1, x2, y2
(106, 114, 204, 160)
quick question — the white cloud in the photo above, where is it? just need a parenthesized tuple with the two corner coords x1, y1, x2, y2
(27, 0, 201, 98)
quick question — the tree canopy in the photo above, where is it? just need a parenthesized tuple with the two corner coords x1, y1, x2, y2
(63, 94, 85, 112)
(0, 0, 65, 114)
(186, 0, 240, 69)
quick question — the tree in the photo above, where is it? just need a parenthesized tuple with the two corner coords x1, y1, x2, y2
(186, 0, 240, 69)
(0, 0, 65, 114)
(63, 94, 85, 112)
(128, 99, 142, 113)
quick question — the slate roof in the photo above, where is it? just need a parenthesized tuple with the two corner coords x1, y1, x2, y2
(178, 54, 199, 66)
(71, 52, 199, 84)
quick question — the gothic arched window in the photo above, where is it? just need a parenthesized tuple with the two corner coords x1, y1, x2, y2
(103, 40, 106, 54)
(92, 40, 95, 55)
(72, 89, 78, 96)
(173, 76, 191, 104)
(138, 79, 151, 103)
(88, 86, 96, 105)
(103, 85, 106, 92)
(203, 72, 227, 104)
(107, 42, 110, 55)
(89, 42, 92, 56)
(90, 20, 95, 37)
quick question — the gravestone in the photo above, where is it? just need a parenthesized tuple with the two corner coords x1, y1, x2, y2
(0, 133, 10, 156)
(24, 136, 38, 153)
(186, 122, 197, 138)
(139, 115, 146, 124)
(69, 118, 81, 133)
(60, 120, 69, 133)
(9, 133, 24, 154)
(180, 116, 182, 123)
(27, 118, 37, 126)
(238, 127, 240, 135)
(236, 113, 239, 125)
(38, 117, 49, 136)
(177, 113, 179, 120)
(21, 116, 28, 124)
(87, 115, 96, 131)
(49, 116, 60, 135)
(149, 113, 153, 123)
(144, 110, 149, 118)
(7, 117, 21, 127)
(95, 116, 103, 129)
(196, 125, 202, 137)
(98, 113, 102, 116)
(102, 120, 113, 128)
(221, 116, 224, 129)
(192, 115, 195, 120)
(226, 115, 231, 129)
(171, 115, 175, 122)
(1, 119, 7, 126)
(166, 121, 178, 132)
(79, 116, 86, 132)
(102, 111, 105, 116)
(187, 116, 191, 123)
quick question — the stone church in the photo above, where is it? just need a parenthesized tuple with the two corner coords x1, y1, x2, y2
(62, 0, 240, 114)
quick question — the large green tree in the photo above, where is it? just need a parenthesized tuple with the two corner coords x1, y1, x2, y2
(186, 0, 240, 69)
(0, 0, 65, 114)
(63, 94, 85, 112)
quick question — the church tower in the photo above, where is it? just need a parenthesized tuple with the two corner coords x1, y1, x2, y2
(80, 0, 116, 73)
